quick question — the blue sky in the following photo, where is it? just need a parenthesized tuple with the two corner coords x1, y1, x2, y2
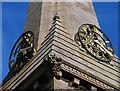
(2, 2, 29, 84)
(1, 2, 119, 84)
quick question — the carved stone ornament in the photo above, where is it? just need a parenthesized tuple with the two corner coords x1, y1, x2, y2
(75, 24, 114, 62)
(44, 54, 62, 79)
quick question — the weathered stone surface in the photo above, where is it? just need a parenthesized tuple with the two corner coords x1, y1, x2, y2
(2, 2, 120, 91)
(37, 2, 99, 50)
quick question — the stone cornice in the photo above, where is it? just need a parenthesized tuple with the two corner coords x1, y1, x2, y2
(61, 63, 116, 90)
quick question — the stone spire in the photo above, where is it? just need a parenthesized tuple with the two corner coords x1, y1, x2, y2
(53, 2, 60, 21)
(40, 8, 72, 50)
(2, 2, 120, 90)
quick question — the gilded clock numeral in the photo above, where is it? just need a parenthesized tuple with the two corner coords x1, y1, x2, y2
(75, 24, 114, 62)
(9, 31, 35, 72)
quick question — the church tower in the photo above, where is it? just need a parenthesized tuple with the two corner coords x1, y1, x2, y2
(2, 1, 120, 91)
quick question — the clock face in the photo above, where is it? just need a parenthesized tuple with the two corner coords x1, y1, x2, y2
(9, 31, 34, 71)
(75, 24, 114, 62)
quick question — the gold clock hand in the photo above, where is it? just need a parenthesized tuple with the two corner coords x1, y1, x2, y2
(94, 40, 113, 57)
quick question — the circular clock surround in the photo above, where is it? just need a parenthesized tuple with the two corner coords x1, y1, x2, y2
(75, 24, 114, 62)
(9, 31, 34, 71)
